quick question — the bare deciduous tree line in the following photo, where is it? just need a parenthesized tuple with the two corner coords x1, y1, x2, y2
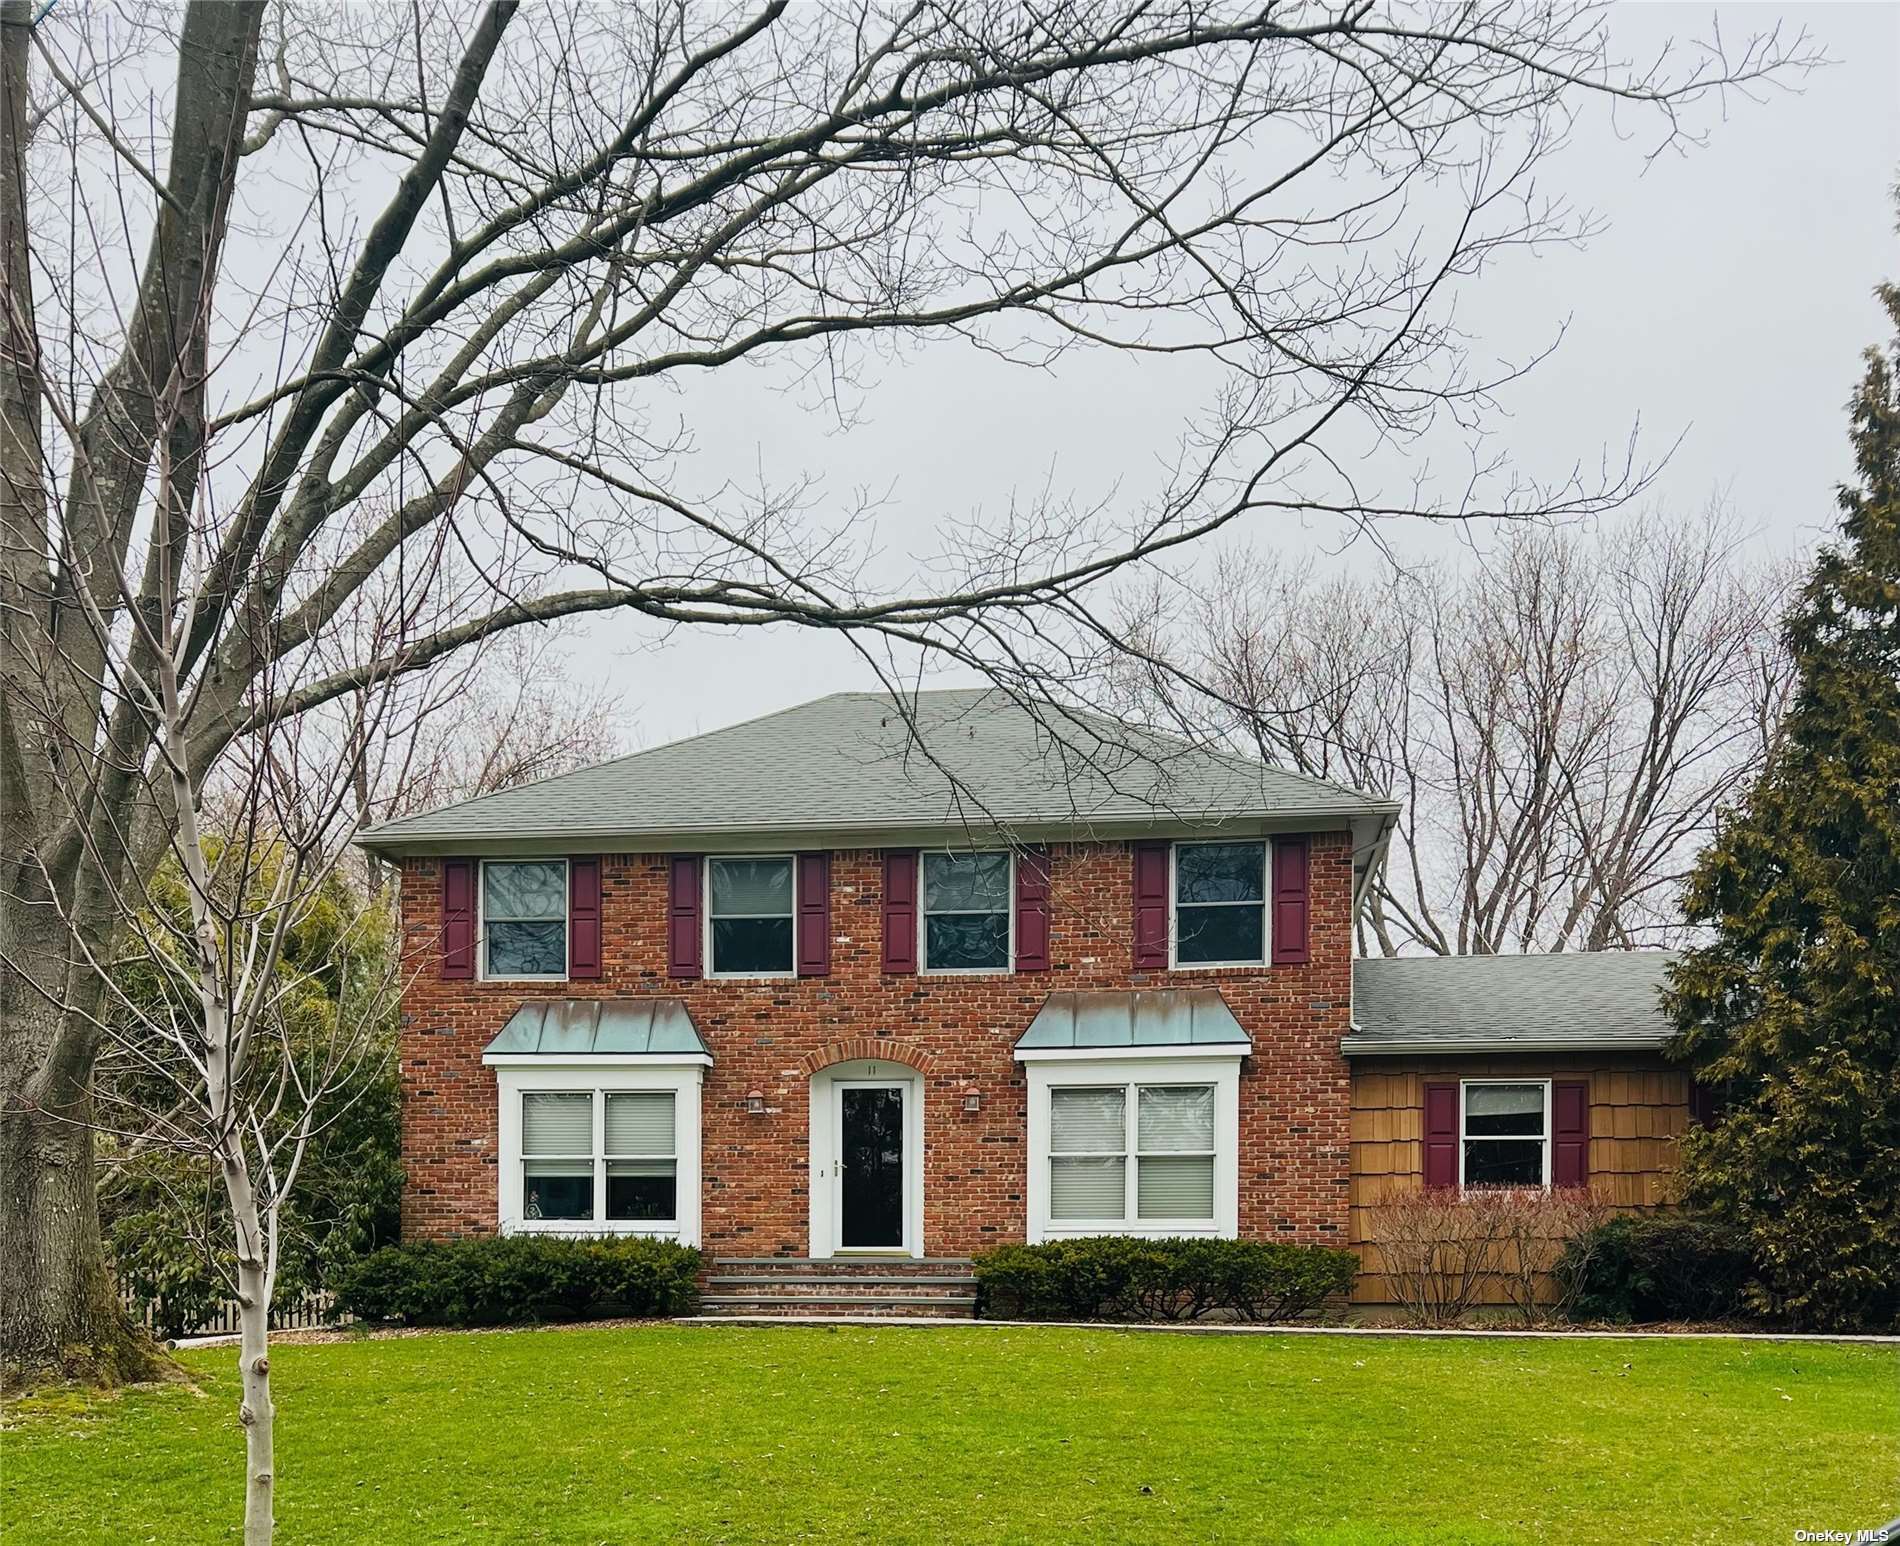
(1113, 510, 1797, 955)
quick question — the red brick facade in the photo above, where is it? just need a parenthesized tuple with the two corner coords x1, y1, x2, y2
(397, 833, 1355, 1256)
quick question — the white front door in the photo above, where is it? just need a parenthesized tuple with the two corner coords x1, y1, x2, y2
(809, 1062, 922, 1257)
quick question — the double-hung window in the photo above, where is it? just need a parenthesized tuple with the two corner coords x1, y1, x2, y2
(521, 1091, 593, 1220)
(921, 851, 1011, 971)
(1172, 842, 1266, 966)
(707, 857, 794, 976)
(1460, 1081, 1549, 1187)
(1048, 1082, 1217, 1227)
(519, 1089, 680, 1227)
(482, 860, 568, 978)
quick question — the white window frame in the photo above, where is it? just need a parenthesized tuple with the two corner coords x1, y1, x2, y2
(491, 1062, 705, 1243)
(1457, 1078, 1552, 1190)
(703, 853, 797, 980)
(479, 858, 569, 982)
(1019, 1053, 1242, 1242)
(918, 848, 1015, 976)
(1168, 840, 1270, 970)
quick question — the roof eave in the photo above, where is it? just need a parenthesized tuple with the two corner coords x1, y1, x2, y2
(356, 802, 1401, 856)
(1340, 1035, 1672, 1057)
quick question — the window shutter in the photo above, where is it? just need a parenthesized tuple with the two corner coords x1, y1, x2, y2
(1015, 846, 1051, 972)
(1423, 1082, 1458, 1189)
(568, 857, 601, 979)
(1131, 841, 1168, 969)
(441, 858, 475, 980)
(1271, 835, 1310, 965)
(1552, 1080, 1589, 1188)
(882, 850, 918, 973)
(1688, 1080, 1722, 1128)
(666, 855, 702, 979)
(796, 851, 831, 977)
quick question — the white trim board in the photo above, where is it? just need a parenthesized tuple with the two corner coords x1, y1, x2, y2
(807, 1058, 924, 1260)
(1014, 1043, 1251, 1064)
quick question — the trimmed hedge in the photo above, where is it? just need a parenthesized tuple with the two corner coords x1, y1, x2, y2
(1555, 1214, 1756, 1324)
(334, 1235, 702, 1327)
(973, 1236, 1356, 1323)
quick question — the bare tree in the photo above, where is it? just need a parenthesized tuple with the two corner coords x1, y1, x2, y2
(27, 468, 411, 1543)
(0, 0, 1814, 1382)
(362, 632, 628, 821)
(1128, 510, 1796, 954)
(92, 627, 627, 1320)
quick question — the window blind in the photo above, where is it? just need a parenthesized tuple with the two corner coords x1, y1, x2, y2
(1137, 1156, 1215, 1218)
(604, 1091, 674, 1155)
(1138, 1086, 1214, 1151)
(709, 858, 792, 914)
(1051, 1087, 1124, 1152)
(1051, 1156, 1126, 1219)
(522, 1091, 591, 1155)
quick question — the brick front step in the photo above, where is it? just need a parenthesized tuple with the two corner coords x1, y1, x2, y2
(710, 1256, 975, 1270)
(709, 1275, 977, 1289)
(698, 1257, 978, 1318)
(698, 1296, 976, 1318)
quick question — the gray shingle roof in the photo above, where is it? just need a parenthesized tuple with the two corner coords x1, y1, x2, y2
(360, 689, 1396, 853)
(1344, 951, 1679, 1055)
(481, 998, 709, 1059)
(1015, 989, 1251, 1053)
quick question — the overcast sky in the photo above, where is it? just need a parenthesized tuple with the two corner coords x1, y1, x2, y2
(568, 2, 1900, 752)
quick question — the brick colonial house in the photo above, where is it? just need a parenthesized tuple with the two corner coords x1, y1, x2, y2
(360, 690, 1691, 1312)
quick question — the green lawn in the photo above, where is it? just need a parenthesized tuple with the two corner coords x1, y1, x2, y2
(4, 1325, 1895, 1545)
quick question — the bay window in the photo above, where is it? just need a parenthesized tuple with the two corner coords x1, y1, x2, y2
(1025, 1055, 1240, 1239)
(481, 859, 568, 978)
(1173, 842, 1266, 966)
(501, 1074, 700, 1239)
(921, 850, 1012, 972)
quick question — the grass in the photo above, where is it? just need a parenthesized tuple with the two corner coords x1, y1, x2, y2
(4, 1324, 1896, 1545)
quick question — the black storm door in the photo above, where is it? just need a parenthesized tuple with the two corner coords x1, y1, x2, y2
(839, 1085, 905, 1249)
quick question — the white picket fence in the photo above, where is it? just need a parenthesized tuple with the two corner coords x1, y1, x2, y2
(124, 1289, 352, 1337)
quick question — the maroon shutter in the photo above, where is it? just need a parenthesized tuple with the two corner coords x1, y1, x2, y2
(796, 852, 831, 977)
(1132, 841, 1168, 969)
(568, 857, 601, 979)
(1688, 1080, 1722, 1127)
(441, 858, 475, 980)
(882, 850, 918, 973)
(666, 855, 702, 979)
(1015, 846, 1051, 972)
(1271, 835, 1310, 965)
(1552, 1080, 1589, 1188)
(1423, 1082, 1458, 1189)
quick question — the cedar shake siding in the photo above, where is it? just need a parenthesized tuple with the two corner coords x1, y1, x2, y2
(397, 834, 1358, 1256)
(1348, 1055, 1693, 1303)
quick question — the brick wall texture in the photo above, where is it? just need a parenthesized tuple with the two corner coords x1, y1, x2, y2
(397, 832, 1357, 1256)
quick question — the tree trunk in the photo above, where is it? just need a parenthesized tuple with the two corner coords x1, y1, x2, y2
(0, 988, 169, 1388)
(234, 1261, 275, 1546)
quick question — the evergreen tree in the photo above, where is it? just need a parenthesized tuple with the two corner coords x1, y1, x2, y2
(1665, 279, 1900, 1330)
